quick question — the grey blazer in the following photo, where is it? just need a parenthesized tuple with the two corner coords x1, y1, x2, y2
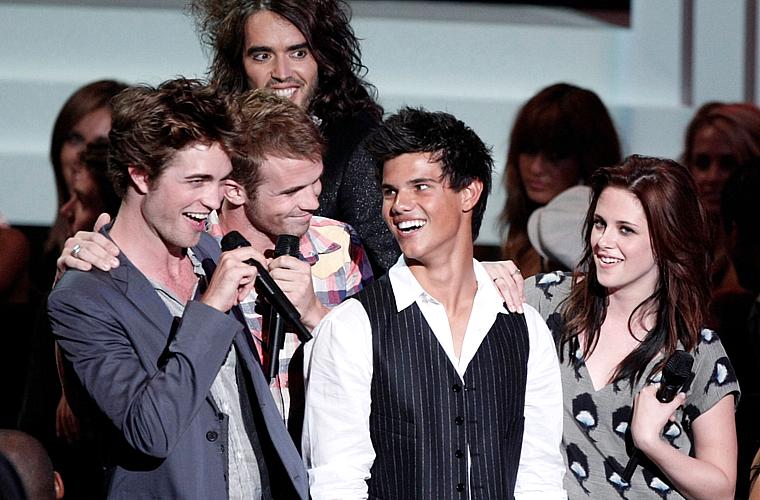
(48, 230, 308, 499)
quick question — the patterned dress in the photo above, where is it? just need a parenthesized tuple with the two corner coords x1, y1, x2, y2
(525, 271, 741, 499)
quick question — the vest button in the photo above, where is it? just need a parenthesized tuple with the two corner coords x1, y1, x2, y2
(455, 449, 464, 459)
(456, 482, 465, 492)
(455, 416, 464, 425)
(452, 383, 462, 393)
(206, 431, 218, 442)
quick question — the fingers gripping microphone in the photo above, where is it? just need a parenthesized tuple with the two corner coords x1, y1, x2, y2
(656, 350, 694, 403)
(220, 231, 312, 348)
(622, 350, 694, 481)
(266, 234, 301, 382)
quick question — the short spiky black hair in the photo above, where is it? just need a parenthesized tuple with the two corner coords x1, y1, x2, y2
(365, 107, 493, 239)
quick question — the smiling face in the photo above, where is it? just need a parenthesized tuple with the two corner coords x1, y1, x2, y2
(242, 10, 319, 109)
(135, 142, 232, 253)
(382, 153, 481, 266)
(591, 187, 659, 298)
(245, 155, 322, 240)
(60, 106, 112, 189)
(518, 152, 581, 205)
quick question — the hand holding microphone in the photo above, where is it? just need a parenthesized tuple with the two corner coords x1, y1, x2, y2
(266, 234, 301, 381)
(220, 231, 312, 343)
(623, 350, 694, 481)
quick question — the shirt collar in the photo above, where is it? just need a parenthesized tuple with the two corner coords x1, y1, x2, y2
(387, 255, 509, 315)
(299, 222, 342, 265)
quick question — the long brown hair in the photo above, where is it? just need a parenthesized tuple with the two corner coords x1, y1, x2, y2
(500, 83, 621, 269)
(561, 155, 712, 386)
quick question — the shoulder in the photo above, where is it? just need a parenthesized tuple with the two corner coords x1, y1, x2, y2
(48, 268, 120, 318)
(323, 110, 379, 143)
(524, 271, 573, 320)
(309, 216, 356, 238)
(521, 304, 557, 350)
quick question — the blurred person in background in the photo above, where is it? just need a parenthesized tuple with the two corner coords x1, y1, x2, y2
(40, 80, 127, 289)
(500, 83, 621, 276)
(19, 137, 122, 500)
(682, 102, 760, 296)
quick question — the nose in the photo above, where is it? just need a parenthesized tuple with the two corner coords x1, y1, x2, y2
(299, 184, 320, 212)
(527, 154, 549, 175)
(204, 184, 225, 210)
(272, 56, 292, 81)
(596, 226, 615, 249)
(390, 189, 414, 214)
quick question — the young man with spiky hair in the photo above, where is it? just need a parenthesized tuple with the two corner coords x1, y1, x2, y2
(303, 108, 567, 499)
(48, 79, 307, 499)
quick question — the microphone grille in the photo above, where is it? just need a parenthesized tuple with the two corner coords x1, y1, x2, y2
(274, 234, 300, 258)
(663, 350, 694, 384)
(220, 230, 250, 252)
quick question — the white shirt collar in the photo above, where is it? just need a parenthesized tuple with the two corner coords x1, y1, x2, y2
(387, 255, 509, 315)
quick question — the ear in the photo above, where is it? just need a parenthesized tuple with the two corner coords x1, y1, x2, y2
(223, 179, 248, 207)
(459, 179, 484, 213)
(128, 165, 150, 194)
(53, 471, 64, 500)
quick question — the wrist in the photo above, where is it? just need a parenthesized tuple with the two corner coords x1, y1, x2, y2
(301, 302, 330, 330)
(634, 431, 665, 455)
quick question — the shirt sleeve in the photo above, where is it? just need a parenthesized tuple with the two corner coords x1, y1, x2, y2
(515, 305, 568, 500)
(302, 298, 375, 499)
(685, 329, 741, 418)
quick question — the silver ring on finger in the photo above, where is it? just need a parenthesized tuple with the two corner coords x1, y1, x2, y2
(71, 244, 82, 259)
(511, 268, 521, 276)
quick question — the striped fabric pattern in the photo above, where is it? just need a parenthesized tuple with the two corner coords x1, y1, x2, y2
(357, 277, 530, 500)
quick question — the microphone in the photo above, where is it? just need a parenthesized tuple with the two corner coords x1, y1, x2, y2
(267, 234, 301, 382)
(219, 231, 312, 345)
(656, 350, 694, 403)
(621, 350, 694, 481)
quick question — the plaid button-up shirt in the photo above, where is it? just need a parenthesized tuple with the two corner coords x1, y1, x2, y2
(208, 214, 373, 432)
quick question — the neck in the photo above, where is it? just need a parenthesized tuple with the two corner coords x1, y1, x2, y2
(605, 284, 657, 333)
(109, 199, 189, 281)
(218, 202, 276, 253)
(407, 244, 476, 311)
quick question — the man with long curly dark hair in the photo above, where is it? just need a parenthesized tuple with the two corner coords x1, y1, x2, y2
(189, 0, 399, 276)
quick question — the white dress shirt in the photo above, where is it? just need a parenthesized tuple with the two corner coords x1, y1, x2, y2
(302, 257, 566, 500)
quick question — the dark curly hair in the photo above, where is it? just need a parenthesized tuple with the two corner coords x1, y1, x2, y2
(365, 107, 493, 240)
(188, 0, 383, 125)
(108, 78, 236, 197)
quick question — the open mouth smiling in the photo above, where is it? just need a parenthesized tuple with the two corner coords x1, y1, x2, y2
(396, 219, 426, 233)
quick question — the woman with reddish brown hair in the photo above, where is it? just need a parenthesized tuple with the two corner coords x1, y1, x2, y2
(500, 83, 621, 276)
(526, 155, 738, 499)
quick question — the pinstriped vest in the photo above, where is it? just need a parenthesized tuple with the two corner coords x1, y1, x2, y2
(356, 276, 530, 500)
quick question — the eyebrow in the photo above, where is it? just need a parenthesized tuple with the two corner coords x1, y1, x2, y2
(186, 173, 214, 181)
(593, 213, 641, 228)
(245, 42, 309, 56)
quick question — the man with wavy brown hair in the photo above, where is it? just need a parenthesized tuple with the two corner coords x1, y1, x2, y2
(48, 79, 308, 499)
(189, 0, 399, 275)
